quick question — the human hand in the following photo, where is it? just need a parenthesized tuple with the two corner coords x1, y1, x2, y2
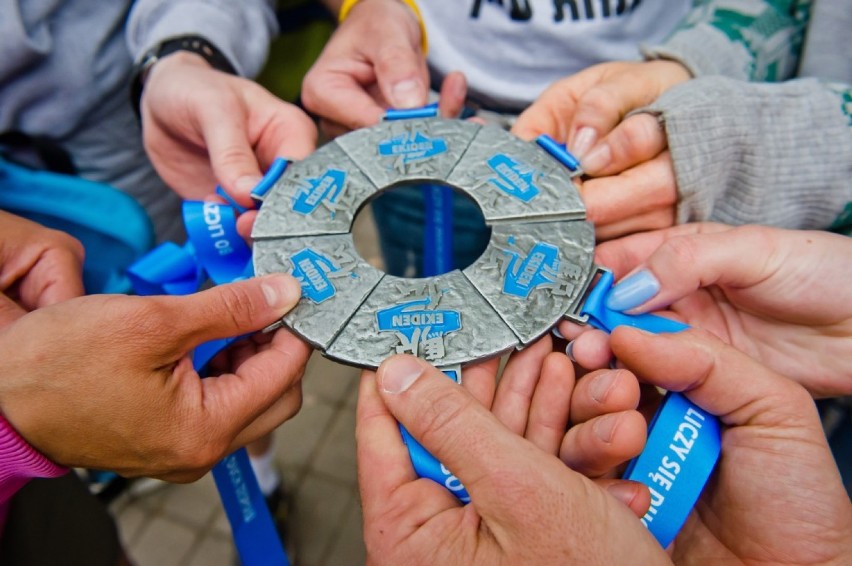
(481, 336, 647, 488)
(0, 274, 311, 482)
(356, 354, 669, 565)
(303, 0, 466, 137)
(513, 60, 689, 156)
(512, 60, 689, 240)
(608, 326, 852, 563)
(140, 52, 317, 209)
(0, 211, 84, 321)
(560, 223, 852, 397)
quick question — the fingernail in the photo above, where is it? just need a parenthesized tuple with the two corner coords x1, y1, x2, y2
(564, 340, 576, 362)
(381, 356, 425, 394)
(605, 482, 642, 508)
(391, 79, 423, 109)
(261, 275, 301, 310)
(605, 270, 660, 311)
(551, 325, 564, 339)
(593, 414, 618, 443)
(571, 127, 597, 158)
(590, 371, 617, 403)
(235, 175, 263, 197)
(581, 143, 611, 173)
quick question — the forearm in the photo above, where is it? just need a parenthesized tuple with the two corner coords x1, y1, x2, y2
(647, 76, 852, 230)
(125, 0, 278, 77)
(642, 0, 809, 82)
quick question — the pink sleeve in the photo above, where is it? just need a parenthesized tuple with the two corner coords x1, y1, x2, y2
(0, 413, 67, 531)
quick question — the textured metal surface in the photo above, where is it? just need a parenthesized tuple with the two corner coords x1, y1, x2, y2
(446, 126, 586, 224)
(251, 117, 593, 369)
(463, 221, 595, 345)
(252, 142, 378, 240)
(324, 272, 519, 369)
(336, 119, 480, 188)
(253, 235, 384, 349)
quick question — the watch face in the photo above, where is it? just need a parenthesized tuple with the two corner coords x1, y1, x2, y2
(253, 118, 593, 369)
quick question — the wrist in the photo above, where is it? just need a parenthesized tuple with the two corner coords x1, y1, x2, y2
(338, 0, 428, 54)
(0, 414, 67, 505)
(130, 35, 238, 118)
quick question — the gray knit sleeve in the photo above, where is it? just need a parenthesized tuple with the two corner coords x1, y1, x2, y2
(125, 0, 278, 78)
(644, 76, 852, 230)
(641, 0, 809, 82)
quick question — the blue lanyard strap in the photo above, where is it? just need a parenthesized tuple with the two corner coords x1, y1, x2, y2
(580, 270, 721, 548)
(128, 183, 290, 565)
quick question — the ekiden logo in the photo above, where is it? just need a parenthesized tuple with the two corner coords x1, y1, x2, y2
(378, 131, 448, 164)
(376, 297, 461, 360)
(291, 169, 346, 216)
(291, 248, 341, 304)
(501, 239, 560, 298)
(486, 154, 541, 203)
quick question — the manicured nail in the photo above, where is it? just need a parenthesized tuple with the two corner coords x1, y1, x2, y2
(605, 270, 660, 311)
(580, 143, 611, 173)
(552, 325, 564, 339)
(571, 127, 597, 158)
(391, 79, 423, 108)
(564, 340, 576, 362)
(260, 275, 301, 310)
(381, 356, 425, 394)
(235, 175, 263, 197)
(590, 371, 617, 403)
(593, 413, 618, 443)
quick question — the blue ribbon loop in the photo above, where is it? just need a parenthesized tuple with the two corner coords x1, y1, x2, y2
(535, 135, 582, 172)
(581, 270, 722, 548)
(128, 199, 289, 566)
(384, 103, 440, 121)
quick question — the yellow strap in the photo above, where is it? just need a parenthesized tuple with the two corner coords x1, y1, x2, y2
(338, 0, 429, 54)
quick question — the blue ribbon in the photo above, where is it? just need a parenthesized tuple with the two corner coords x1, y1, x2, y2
(534, 135, 582, 172)
(581, 271, 722, 548)
(128, 182, 290, 565)
(398, 367, 471, 503)
(383, 104, 454, 276)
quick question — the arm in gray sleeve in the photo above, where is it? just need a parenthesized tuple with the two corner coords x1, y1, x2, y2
(641, 0, 809, 82)
(645, 76, 852, 230)
(125, 0, 278, 78)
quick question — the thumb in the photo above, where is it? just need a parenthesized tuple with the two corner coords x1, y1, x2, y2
(611, 327, 815, 428)
(371, 29, 428, 109)
(166, 274, 302, 348)
(375, 355, 568, 505)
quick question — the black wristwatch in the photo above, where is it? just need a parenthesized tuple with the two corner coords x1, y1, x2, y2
(130, 35, 237, 118)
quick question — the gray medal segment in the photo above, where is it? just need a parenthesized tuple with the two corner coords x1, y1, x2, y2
(335, 119, 481, 188)
(446, 126, 587, 224)
(323, 272, 520, 369)
(462, 220, 595, 345)
(253, 235, 384, 349)
(252, 142, 379, 240)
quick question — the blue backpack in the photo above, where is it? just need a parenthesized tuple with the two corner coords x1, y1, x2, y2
(0, 156, 155, 294)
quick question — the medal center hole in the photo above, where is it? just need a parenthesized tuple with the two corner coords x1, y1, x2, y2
(352, 182, 491, 278)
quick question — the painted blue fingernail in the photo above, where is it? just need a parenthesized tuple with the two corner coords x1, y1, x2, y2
(552, 325, 564, 339)
(565, 340, 576, 362)
(605, 269, 660, 311)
